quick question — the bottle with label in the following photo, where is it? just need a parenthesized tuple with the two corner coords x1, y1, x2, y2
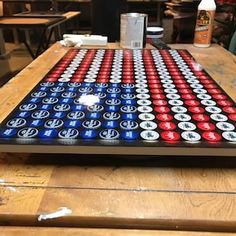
(193, 0, 216, 47)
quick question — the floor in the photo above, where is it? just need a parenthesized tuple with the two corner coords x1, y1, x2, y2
(0, 43, 33, 87)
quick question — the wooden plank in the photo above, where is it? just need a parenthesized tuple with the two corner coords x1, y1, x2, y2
(63, 11, 80, 20)
(0, 152, 236, 192)
(0, 186, 236, 231)
(0, 153, 54, 187)
(0, 17, 60, 25)
(0, 11, 80, 27)
(48, 160, 236, 192)
(1, 227, 235, 236)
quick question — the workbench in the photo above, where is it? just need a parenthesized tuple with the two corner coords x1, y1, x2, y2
(0, 42, 236, 234)
(0, 11, 80, 58)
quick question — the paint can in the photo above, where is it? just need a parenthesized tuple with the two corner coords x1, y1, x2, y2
(120, 13, 148, 49)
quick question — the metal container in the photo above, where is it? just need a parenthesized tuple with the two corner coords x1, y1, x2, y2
(146, 26, 164, 45)
(120, 13, 148, 49)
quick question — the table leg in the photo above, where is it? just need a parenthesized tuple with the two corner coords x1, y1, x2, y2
(24, 29, 32, 47)
(34, 28, 47, 58)
(35, 27, 55, 58)
(12, 29, 20, 45)
(23, 26, 57, 59)
(45, 28, 55, 49)
(0, 29, 7, 58)
(23, 39, 36, 59)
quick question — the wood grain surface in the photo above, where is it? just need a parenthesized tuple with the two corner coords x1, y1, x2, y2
(0, 17, 58, 25)
(0, 43, 236, 232)
(1, 227, 236, 236)
(0, 11, 80, 27)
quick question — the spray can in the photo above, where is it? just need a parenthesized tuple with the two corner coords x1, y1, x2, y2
(193, 0, 216, 47)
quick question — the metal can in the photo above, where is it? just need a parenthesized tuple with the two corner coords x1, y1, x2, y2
(120, 13, 148, 49)
(146, 27, 164, 43)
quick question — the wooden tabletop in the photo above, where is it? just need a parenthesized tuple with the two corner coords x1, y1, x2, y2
(0, 43, 236, 233)
(0, 11, 80, 28)
(1, 227, 236, 236)
(0, 17, 64, 27)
